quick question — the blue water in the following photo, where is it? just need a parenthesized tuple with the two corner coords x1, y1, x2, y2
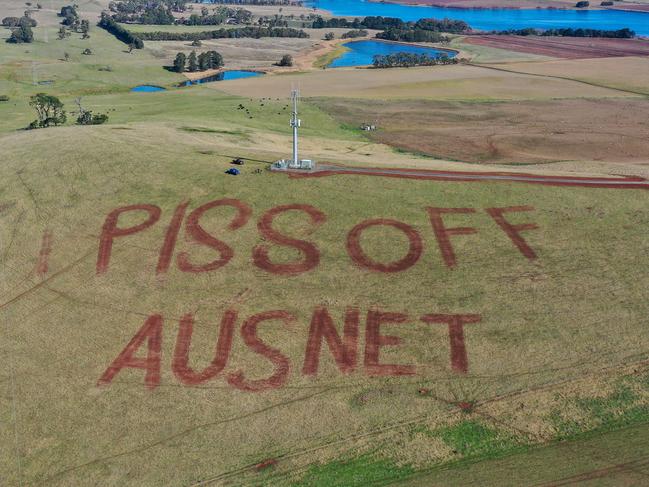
(307, 0, 649, 36)
(131, 85, 166, 92)
(183, 70, 264, 86)
(329, 39, 455, 67)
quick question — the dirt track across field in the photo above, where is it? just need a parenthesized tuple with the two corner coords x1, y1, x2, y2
(465, 35, 649, 59)
(281, 164, 649, 189)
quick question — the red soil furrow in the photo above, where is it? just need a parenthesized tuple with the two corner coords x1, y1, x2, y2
(465, 35, 649, 58)
(35, 229, 53, 278)
(511, 37, 649, 57)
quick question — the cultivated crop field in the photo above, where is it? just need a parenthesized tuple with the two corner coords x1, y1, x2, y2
(2, 0, 649, 486)
(464, 35, 649, 59)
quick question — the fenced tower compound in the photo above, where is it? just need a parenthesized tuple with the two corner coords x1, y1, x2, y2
(290, 89, 301, 166)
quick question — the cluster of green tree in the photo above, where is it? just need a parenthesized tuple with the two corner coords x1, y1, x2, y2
(2, 16, 37, 27)
(140, 6, 175, 24)
(181, 6, 252, 25)
(80, 19, 90, 37)
(173, 50, 224, 72)
(6, 17, 34, 43)
(491, 27, 635, 38)
(265, 17, 291, 28)
(28, 94, 110, 129)
(98, 13, 144, 48)
(108, 0, 188, 16)
(376, 29, 449, 43)
(277, 54, 293, 66)
(28, 94, 66, 129)
(359, 16, 409, 30)
(137, 26, 308, 41)
(311, 16, 362, 29)
(58, 19, 90, 39)
(59, 5, 79, 26)
(311, 15, 470, 34)
(413, 18, 470, 32)
(76, 111, 109, 124)
(108, 0, 188, 23)
(372, 52, 458, 68)
(341, 29, 368, 39)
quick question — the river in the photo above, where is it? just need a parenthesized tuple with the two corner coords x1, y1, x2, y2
(307, 0, 649, 35)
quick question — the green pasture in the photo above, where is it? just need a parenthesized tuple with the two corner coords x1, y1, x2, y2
(2, 2, 649, 486)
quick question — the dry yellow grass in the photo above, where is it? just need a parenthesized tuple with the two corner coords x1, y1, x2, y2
(3, 2, 649, 485)
(489, 56, 649, 95)
(214, 64, 636, 101)
(1, 121, 648, 485)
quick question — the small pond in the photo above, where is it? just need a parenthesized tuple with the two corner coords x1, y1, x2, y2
(131, 85, 166, 93)
(328, 40, 456, 68)
(183, 70, 264, 86)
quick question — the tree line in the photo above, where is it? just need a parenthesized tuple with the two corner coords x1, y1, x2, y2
(377, 29, 449, 43)
(372, 52, 458, 68)
(341, 29, 368, 39)
(108, 0, 253, 25)
(173, 50, 224, 72)
(108, 0, 195, 23)
(108, 0, 189, 21)
(108, 0, 189, 13)
(311, 15, 470, 34)
(98, 13, 144, 48)
(181, 6, 252, 26)
(136, 25, 308, 41)
(490, 27, 635, 38)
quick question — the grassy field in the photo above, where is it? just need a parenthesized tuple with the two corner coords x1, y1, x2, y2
(2, 107, 649, 486)
(213, 63, 632, 101)
(490, 56, 649, 96)
(2, 1, 649, 486)
(0, 10, 183, 98)
(398, 421, 649, 486)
